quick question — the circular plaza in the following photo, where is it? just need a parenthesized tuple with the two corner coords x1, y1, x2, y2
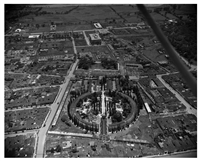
(68, 86, 139, 134)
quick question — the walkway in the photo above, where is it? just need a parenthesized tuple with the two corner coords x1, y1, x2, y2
(101, 88, 106, 115)
(48, 131, 93, 138)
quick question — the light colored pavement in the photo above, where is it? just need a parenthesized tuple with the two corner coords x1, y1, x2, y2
(157, 74, 197, 117)
(52, 83, 71, 126)
(48, 131, 93, 138)
(35, 38, 79, 158)
(5, 105, 49, 112)
(82, 31, 91, 46)
(101, 88, 106, 115)
(7, 71, 62, 77)
(111, 138, 150, 144)
(5, 129, 38, 137)
(177, 52, 197, 71)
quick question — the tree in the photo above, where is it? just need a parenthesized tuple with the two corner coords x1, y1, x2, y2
(61, 115, 68, 123)
(36, 24, 40, 29)
(50, 148, 54, 153)
(78, 56, 94, 70)
(56, 145, 62, 152)
(112, 112, 122, 122)
(101, 58, 117, 70)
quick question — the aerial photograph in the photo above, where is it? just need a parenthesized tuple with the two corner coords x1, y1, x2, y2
(4, 3, 197, 158)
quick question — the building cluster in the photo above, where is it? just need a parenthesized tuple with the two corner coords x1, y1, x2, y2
(5, 86, 59, 110)
(139, 76, 186, 114)
(5, 107, 49, 132)
(162, 73, 197, 109)
(5, 74, 64, 90)
(153, 114, 197, 154)
(5, 134, 36, 157)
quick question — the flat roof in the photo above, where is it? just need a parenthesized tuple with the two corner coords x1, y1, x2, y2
(144, 102, 152, 113)
(94, 23, 102, 29)
(158, 60, 168, 64)
(29, 35, 40, 38)
(89, 33, 101, 41)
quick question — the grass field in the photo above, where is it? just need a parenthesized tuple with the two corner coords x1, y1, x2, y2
(40, 6, 77, 13)
(143, 48, 167, 63)
(123, 16, 141, 23)
(150, 12, 166, 21)
(71, 6, 120, 21)
(111, 5, 136, 13)
(19, 4, 161, 32)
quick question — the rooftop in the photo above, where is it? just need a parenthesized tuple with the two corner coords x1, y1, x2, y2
(89, 33, 101, 41)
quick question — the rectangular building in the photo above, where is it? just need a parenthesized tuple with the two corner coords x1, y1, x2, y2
(89, 33, 102, 45)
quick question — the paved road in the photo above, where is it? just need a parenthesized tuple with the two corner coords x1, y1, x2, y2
(157, 74, 197, 117)
(7, 71, 62, 77)
(5, 129, 38, 137)
(48, 131, 93, 138)
(82, 31, 91, 46)
(5, 105, 49, 112)
(35, 38, 79, 158)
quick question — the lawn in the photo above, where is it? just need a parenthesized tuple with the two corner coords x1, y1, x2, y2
(125, 16, 142, 23)
(70, 6, 120, 21)
(111, 5, 136, 13)
(143, 48, 167, 63)
(40, 6, 77, 13)
(150, 13, 166, 21)
(74, 39, 87, 46)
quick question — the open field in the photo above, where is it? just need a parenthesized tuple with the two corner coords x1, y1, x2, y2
(150, 13, 166, 21)
(40, 6, 77, 13)
(143, 49, 167, 63)
(70, 6, 120, 21)
(111, 5, 136, 13)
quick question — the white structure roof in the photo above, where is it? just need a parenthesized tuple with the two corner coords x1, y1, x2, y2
(28, 35, 40, 38)
(144, 102, 152, 113)
(89, 33, 101, 41)
(15, 28, 22, 32)
(94, 23, 102, 29)
(98, 29, 109, 34)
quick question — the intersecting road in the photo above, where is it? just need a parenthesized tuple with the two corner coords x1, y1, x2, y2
(35, 38, 78, 158)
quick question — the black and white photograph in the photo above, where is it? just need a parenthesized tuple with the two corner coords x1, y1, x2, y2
(3, 1, 197, 158)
